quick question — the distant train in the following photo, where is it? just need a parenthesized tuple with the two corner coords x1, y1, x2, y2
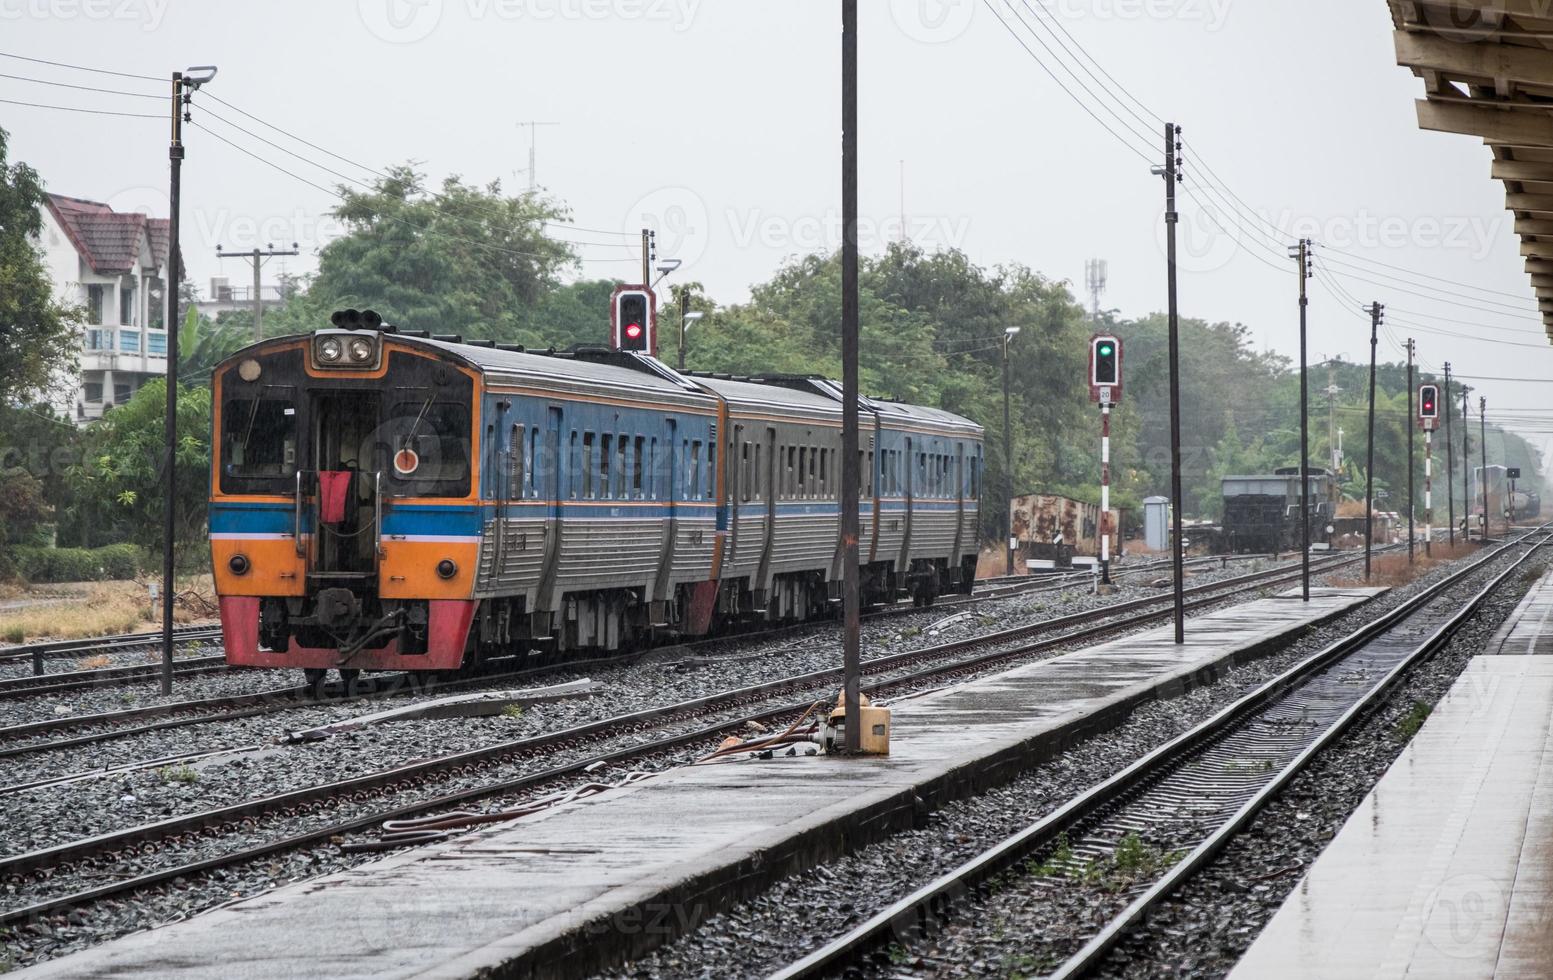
(1473, 465, 1541, 533)
(1219, 467, 1333, 553)
(208, 312, 983, 685)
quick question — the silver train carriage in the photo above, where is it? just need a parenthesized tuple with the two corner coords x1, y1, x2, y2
(210, 322, 984, 677)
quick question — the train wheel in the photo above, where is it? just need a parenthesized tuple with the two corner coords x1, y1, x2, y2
(303, 668, 329, 697)
(338, 668, 361, 695)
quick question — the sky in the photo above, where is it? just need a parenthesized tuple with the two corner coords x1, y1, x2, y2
(5, 0, 1552, 465)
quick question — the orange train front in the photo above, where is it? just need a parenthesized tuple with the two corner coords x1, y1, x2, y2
(210, 310, 983, 684)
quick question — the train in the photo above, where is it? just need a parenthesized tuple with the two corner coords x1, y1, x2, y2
(1218, 467, 1333, 553)
(1472, 465, 1541, 535)
(209, 311, 984, 684)
(1008, 493, 1119, 568)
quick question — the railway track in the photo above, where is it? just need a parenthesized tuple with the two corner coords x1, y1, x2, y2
(0, 551, 1289, 751)
(0, 552, 1335, 762)
(761, 527, 1552, 980)
(0, 550, 1364, 933)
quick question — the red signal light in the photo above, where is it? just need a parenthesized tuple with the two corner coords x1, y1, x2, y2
(625, 322, 643, 341)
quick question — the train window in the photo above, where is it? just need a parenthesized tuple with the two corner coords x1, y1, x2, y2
(808, 448, 816, 498)
(706, 439, 716, 499)
(600, 435, 613, 499)
(528, 428, 539, 497)
(690, 440, 703, 499)
(741, 443, 751, 504)
(633, 437, 646, 498)
(797, 447, 807, 495)
(569, 432, 580, 499)
(785, 446, 794, 499)
(753, 443, 762, 501)
(615, 435, 627, 499)
(220, 390, 297, 493)
(583, 432, 596, 499)
(385, 399, 471, 495)
(649, 437, 659, 499)
(509, 425, 524, 496)
(819, 446, 828, 495)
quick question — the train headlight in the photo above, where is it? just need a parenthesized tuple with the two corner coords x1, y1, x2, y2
(436, 559, 458, 580)
(317, 337, 343, 363)
(348, 337, 374, 362)
(228, 554, 250, 575)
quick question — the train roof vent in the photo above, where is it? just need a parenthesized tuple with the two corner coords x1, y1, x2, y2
(432, 334, 463, 344)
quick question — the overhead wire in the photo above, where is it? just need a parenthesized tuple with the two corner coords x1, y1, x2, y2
(0, 51, 161, 83)
(0, 96, 160, 119)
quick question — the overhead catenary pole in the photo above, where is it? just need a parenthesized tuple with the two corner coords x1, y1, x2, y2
(1292, 238, 1312, 601)
(1365, 301, 1382, 580)
(1444, 362, 1455, 546)
(1406, 339, 1415, 562)
(1156, 123, 1185, 643)
(839, 0, 862, 755)
(216, 244, 299, 342)
(160, 65, 215, 695)
(160, 70, 185, 697)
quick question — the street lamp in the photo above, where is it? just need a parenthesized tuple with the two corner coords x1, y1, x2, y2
(650, 257, 682, 290)
(1002, 326, 1020, 576)
(679, 308, 703, 372)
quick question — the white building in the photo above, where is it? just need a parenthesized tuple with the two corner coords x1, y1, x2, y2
(34, 193, 172, 422)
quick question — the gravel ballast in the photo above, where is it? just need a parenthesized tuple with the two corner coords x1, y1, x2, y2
(599, 541, 1541, 980)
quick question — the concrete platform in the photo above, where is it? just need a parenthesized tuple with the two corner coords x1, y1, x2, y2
(18, 588, 1376, 980)
(1233, 572, 1553, 979)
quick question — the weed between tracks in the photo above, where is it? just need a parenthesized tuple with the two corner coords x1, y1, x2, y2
(159, 764, 199, 785)
(1327, 542, 1480, 589)
(1395, 700, 1432, 740)
(0, 575, 215, 644)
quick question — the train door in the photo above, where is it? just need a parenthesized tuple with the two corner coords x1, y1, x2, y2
(897, 435, 914, 572)
(951, 443, 965, 563)
(311, 390, 379, 576)
(535, 406, 564, 620)
(654, 418, 680, 600)
(726, 424, 743, 568)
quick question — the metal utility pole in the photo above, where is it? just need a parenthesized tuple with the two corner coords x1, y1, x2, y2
(1291, 239, 1312, 601)
(640, 228, 652, 288)
(1085, 259, 1108, 322)
(1002, 328, 1018, 576)
(1463, 386, 1472, 540)
(839, 0, 862, 755)
(1424, 404, 1434, 559)
(1153, 123, 1185, 644)
(1444, 362, 1455, 546)
(161, 65, 215, 696)
(516, 120, 559, 194)
(1406, 339, 1415, 562)
(1481, 395, 1490, 540)
(1364, 301, 1382, 580)
(676, 291, 703, 372)
(216, 243, 298, 342)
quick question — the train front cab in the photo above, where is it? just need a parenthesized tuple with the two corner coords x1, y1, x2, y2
(210, 331, 482, 678)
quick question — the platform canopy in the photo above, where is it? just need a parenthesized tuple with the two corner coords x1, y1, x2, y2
(1390, 0, 1553, 339)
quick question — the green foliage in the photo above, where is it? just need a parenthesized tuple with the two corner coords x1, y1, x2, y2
(1397, 700, 1432, 740)
(305, 166, 576, 341)
(79, 380, 211, 558)
(13, 543, 141, 583)
(0, 126, 81, 403)
(159, 764, 199, 785)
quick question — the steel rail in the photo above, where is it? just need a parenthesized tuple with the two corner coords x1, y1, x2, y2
(765, 527, 1549, 980)
(0, 552, 1357, 761)
(0, 551, 1366, 923)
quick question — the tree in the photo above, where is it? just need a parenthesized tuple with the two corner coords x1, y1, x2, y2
(0, 126, 80, 402)
(83, 380, 211, 562)
(305, 167, 577, 340)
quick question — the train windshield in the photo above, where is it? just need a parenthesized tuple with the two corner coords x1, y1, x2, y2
(220, 388, 298, 492)
(383, 397, 471, 496)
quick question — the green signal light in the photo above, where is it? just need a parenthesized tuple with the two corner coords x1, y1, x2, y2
(1099, 345, 1113, 356)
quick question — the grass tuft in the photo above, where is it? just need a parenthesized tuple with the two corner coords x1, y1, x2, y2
(1397, 700, 1432, 740)
(160, 764, 199, 785)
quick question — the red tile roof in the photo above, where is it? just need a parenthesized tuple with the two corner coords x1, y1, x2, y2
(45, 193, 171, 275)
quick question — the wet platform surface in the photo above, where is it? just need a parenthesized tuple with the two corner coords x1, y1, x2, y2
(19, 588, 1376, 980)
(1233, 572, 1553, 979)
